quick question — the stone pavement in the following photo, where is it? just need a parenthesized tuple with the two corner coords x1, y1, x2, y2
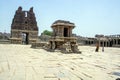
(0, 44, 120, 80)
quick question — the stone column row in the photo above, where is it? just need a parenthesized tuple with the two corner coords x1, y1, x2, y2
(99, 41, 110, 47)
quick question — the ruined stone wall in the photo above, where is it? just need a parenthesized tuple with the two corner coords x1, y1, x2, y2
(78, 35, 120, 47)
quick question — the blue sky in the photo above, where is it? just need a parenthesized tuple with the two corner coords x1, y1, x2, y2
(0, 0, 120, 37)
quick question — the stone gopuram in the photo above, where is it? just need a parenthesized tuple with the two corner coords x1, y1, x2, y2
(10, 6, 38, 44)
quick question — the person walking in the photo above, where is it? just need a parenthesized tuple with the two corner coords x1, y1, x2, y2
(95, 42, 99, 52)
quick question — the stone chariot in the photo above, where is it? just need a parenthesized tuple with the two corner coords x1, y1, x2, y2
(48, 20, 81, 53)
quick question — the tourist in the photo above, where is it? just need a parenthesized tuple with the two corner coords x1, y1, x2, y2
(95, 42, 99, 52)
(102, 45, 104, 52)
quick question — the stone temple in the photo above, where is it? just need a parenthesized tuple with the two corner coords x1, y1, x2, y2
(10, 6, 38, 44)
(48, 20, 80, 53)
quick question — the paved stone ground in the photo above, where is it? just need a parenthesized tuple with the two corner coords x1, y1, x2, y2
(0, 44, 120, 80)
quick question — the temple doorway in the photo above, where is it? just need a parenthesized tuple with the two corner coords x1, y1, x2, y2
(64, 28, 68, 37)
(22, 33, 29, 44)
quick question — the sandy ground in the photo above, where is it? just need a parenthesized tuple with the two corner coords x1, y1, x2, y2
(0, 44, 120, 80)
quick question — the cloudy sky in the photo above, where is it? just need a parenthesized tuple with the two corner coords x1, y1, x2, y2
(0, 0, 120, 37)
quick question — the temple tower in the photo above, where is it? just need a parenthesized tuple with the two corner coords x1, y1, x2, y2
(10, 6, 38, 44)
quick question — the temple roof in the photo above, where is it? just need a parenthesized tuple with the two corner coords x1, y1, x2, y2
(51, 20, 75, 28)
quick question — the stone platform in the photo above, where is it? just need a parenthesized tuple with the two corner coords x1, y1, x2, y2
(0, 44, 120, 80)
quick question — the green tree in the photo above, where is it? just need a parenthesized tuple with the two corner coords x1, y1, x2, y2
(43, 30, 52, 36)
